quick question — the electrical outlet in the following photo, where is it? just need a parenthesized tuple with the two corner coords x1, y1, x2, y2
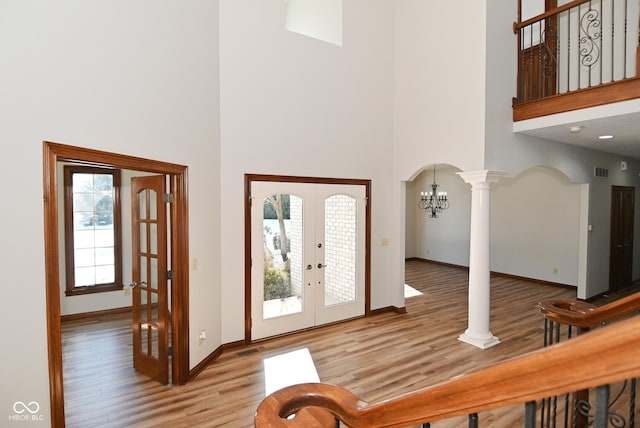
(553, 267, 558, 274)
(198, 329, 206, 346)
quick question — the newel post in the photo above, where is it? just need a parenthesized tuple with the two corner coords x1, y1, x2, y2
(457, 170, 506, 349)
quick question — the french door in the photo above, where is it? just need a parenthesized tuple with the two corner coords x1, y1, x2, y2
(131, 175, 170, 384)
(250, 181, 367, 340)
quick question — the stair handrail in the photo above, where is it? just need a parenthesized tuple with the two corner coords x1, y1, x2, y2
(513, 0, 590, 32)
(255, 315, 640, 427)
(538, 291, 640, 329)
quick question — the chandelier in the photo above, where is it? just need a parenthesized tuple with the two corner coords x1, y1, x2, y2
(418, 165, 449, 218)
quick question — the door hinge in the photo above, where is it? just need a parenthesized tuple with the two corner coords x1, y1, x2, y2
(166, 270, 173, 280)
(168, 346, 173, 356)
(164, 193, 174, 203)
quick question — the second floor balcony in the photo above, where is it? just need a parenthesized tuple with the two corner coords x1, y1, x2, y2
(512, 0, 640, 122)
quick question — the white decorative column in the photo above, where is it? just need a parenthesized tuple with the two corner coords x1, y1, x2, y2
(456, 170, 506, 349)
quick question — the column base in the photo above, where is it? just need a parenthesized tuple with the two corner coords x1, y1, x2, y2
(458, 332, 500, 349)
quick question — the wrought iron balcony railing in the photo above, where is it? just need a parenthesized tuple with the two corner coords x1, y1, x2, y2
(513, 0, 640, 121)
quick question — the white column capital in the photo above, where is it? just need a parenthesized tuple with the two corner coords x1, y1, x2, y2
(456, 170, 507, 186)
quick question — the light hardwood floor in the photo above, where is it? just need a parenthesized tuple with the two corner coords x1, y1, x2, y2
(62, 261, 580, 427)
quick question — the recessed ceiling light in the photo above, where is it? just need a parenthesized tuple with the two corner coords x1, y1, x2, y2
(598, 134, 614, 140)
(570, 126, 582, 133)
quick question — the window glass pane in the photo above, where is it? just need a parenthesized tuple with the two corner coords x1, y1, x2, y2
(140, 223, 147, 253)
(140, 324, 149, 356)
(150, 326, 159, 358)
(149, 190, 157, 221)
(95, 248, 114, 265)
(262, 194, 303, 319)
(324, 194, 357, 306)
(140, 289, 148, 318)
(139, 191, 147, 220)
(73, 174, 93, 192)
(93, 194, 113, 226)
(93, 174, 113, 192)
(95, 265, 115, 284)
(150, 257, 158, 290)
(74, 248, 95, 268)
(73, 193, 94, 212)
(73, 230, 95, 248)
(94, 230, 114, 247)
(140, 256, 148, 285)
(75, 266, 96, 287)
(74, 212, 93, 230)
(150, 224, 158, 255)
(151, 294, 159, 323)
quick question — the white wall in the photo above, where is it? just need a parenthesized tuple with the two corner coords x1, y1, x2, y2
(0, 0, 221, 422)
(393, 0, 488, 180)
(219, 0, 395, 342)
(491, 168, 582, 285)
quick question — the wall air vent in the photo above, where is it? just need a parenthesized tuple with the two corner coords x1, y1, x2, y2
(594, 167, 609, 178)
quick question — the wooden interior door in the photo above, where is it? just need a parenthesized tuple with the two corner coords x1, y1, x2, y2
(609, 186, 634, 292)
(131, 175, 169, 383)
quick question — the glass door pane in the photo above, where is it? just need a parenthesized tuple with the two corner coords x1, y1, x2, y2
(250, 181, 315, 341)
(262, 194, 304, 319)
(323, 194, 357, 306)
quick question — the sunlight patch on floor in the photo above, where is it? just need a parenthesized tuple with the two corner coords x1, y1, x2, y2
(263, 348, 320, 396)
(404, 283, 423, 298)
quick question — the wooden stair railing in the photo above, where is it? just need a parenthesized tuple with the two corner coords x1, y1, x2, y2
(535, 291, 640, 427)
(538, 291, 640, 329)
(255, 314, 640, 427)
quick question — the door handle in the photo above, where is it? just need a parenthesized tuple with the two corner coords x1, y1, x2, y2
(129, 281, 147, 288)
(317, 263, 327, 269)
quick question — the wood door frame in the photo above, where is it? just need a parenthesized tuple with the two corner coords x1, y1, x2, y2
(43, 141, 190, 427)
(244, 174, 371, 343)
